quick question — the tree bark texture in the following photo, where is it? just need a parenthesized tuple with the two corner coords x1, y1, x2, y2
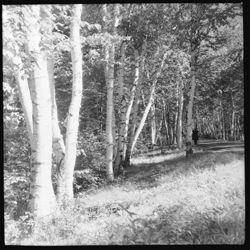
(58, 4, 83, 201)
(186, 52, 196, 143)
(151, 102, 157, 145)
(15, 67, 34, 150)
(177, 78, 184, 148)
(124, 51, 168, 166)
(103, 4, 115, 182)
(123, 49, 140, 158)
(114, 42, 126, 171)
(26, 5, 56, 217)
(47, 58, 65, 165)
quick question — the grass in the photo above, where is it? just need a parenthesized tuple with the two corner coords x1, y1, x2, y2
(5, 150, 245, 245)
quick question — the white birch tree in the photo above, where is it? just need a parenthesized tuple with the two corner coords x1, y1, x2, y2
(57, 4, 83, 201)
(24, 5, 56, 217)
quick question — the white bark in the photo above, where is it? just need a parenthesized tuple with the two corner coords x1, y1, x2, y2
(26, 5, 56, 217)
(103, 4, 116, 182)
(123, 43, 147, 159)
(114, 42, 126, 170)
(230, 93, 235, 140)
(177, 78, 184, 148)
(162, 100, 169, 144)
(15, 65, 34, 150)
(151, 102, 157, 145)
(59, 4, 83, 201)
(123, 49, 140, 155)
(130, 52, 167, 154)
(47, 58, 65, 163)
(186, 49, 197, 143)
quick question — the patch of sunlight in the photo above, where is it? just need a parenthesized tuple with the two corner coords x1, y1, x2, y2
(131, 151, 185, 165)
(78, 186, 151, 208)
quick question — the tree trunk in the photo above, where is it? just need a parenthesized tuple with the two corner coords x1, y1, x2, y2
(47, 58, 65, 166)
(236, 113, 240, 140)
(58, 4, 83, 201)
(122, 43, 147, 161)
(162, 100, 170, 145)
(186, 51, 196, 144)
(123, 49, 140, 159)
(47, 58, 66, 201)
(26, 5, 56, 217)
(177, 78, 184, 148)
(11, 40, 34, 150)
(186, 6, 200, 153)
(103, 4, 116, 182)
(15, 69, 34, 150)
(124, 85, 141, 166)
(114, 43, 126, 172)
(230, 95, 235, 141)
(173, 107, 178, 145)
(220, 102, 226, 140)
(155, 115, 163, 147)
(151, 102, 157, 145)
(124, 52, 167, 166)
(167, 108, 173, 145)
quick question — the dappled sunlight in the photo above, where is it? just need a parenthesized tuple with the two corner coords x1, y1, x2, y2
(131, 151, 185, 165)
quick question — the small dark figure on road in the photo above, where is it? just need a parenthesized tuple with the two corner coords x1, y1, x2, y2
(192, 128, 199, 145)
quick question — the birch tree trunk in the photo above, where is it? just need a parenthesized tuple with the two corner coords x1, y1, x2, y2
(124, 85, 141, 165)
(155, 114, 163, 147)
(167, 107, 173, 145)
(11, 41, 34, 150)
(103, 4, 115, 182)
(114, 42, 126, 171)
(151, 102, 157, 145)
(122, 49, 140, 158)
(15, 67, 34, 150)
(15, 63, 35, 181)
(47, 58, 66, 200)
(130, 83, 142, 138)
(220, 100, 226, 140)
(230, 94, 235, 140)
(122, 43, 147, 160)
(173, 107, 178, 145)
(186, 5, 201, 152)
(177, 78, 184, 148)
(47, 58, 65, 165)
(26, 5, 56, 217)
(236, 114, 240, 140)
(162, 100, 170, 145)
(186, 51, 197, 144)
(112, 106, 117, 161)
(58, 4, 83, 201)
(124, 52, 167, 167)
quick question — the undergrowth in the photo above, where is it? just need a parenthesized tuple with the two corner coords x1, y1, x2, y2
(5, 151, 245, 245)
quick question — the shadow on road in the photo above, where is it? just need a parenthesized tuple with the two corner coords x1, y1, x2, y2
(197, 140, 244, 152)
(125, 145, 244, 190)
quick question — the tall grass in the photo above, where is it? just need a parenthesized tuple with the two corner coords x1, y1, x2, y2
(5, 151, 244, 245)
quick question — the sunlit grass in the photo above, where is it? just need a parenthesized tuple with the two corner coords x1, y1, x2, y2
(5, 151, 245, 245)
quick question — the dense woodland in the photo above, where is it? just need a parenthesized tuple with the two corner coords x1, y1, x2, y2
(3, 4, 244, 244)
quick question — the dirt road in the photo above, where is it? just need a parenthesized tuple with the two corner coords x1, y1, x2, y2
(194, 140, 244, 153)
